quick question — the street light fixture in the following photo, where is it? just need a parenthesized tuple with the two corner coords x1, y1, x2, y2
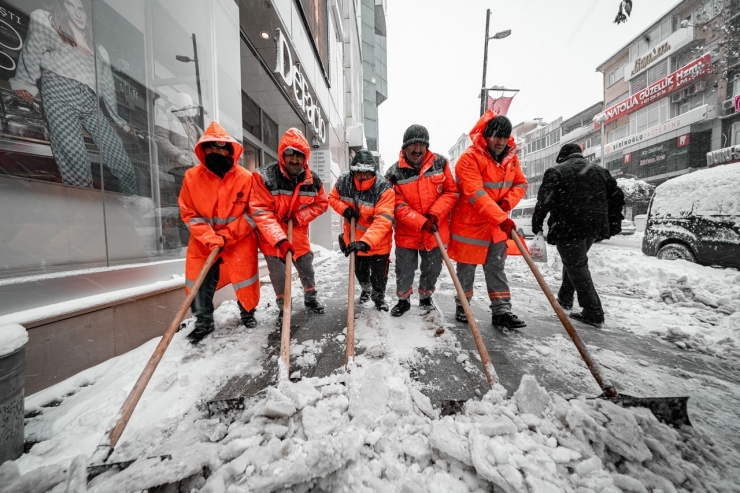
(480, 9, 512, 116)
(176, 33, 205, 130)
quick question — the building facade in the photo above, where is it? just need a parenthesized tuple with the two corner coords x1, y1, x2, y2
(595, 0, 737, 185)
(360, 0, 387, 155)
(448, 132, 472, 176)
(520, 118, 562, 198)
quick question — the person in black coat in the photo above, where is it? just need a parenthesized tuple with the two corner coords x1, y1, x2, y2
(532, 143, 625, 326)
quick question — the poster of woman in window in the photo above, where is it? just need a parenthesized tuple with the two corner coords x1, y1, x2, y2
(0, 0, 149, 196)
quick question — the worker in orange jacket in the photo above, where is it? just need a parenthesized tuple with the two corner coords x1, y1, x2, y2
(384, 125, 459, 316)
(250, 128, 328, 325)
(448, 112, 528, 329)
(328, 149, 395, 311)
(179, 121, 260, 344)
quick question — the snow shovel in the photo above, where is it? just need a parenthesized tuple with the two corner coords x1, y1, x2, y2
(433, 230, 499, 388)
(279, 219, 294, 380)
(345, 217, 357, 368)
(88, 247, 221, 480)
(509, 231, 691, 427)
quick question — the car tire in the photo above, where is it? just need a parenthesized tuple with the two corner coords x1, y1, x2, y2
(657, 243, 696, 263)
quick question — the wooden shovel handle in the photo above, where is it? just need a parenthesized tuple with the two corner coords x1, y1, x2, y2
(509, 231, 617, 397)
(433, 231, 498, 388)
(280, 220, 294, 378)
(345, 218, 356, 367)
(101, 246, 221, 457)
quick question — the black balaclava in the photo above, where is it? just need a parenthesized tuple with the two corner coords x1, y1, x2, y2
(204, 153, 233, 178)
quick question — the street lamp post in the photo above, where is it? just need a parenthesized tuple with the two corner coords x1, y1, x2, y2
(479, 9, 512, 116)
(593, 113, 608, 168)
(176, 33, 205, 130)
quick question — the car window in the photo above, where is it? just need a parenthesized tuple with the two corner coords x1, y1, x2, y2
(521, 208, 533, 219)
(511, 209, 522, 219)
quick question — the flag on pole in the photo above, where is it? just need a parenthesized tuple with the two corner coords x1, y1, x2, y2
(486, 95, 515, 116)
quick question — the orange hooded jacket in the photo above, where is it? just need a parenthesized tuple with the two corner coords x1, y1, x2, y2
(328, 172, 395, 256)
(249, 128, 328, 259)
(179, 121, 260, 311)
(384, 150, 459, 251)
(448, 110, 529, 265)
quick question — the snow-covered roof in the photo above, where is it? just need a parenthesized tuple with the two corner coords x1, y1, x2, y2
(651, 163, 740, 217)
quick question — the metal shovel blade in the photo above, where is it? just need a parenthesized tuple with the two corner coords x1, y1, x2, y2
(600, 393, 691, 428)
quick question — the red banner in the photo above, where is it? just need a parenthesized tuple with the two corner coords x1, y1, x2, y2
(486, 95, 514, 116)
(596, 53, 711, 126)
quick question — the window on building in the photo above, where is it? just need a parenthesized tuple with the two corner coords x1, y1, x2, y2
(734, 78, 740, 98)
(648, 59, 668, 85)
(648, 27, 661, 50)
(608, 125, 628, 143)
(660, 18, 672, 41)
(631, 72, 648, 95)
(607, 91, 629, 108)
(732, 122, 740, 146)
(629, 98, 669, 134)
(608, 64, 624, 87)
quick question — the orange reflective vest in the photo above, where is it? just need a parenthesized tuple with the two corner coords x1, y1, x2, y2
(179, 121, 260, 311)
(385, 150, 459, 251)
(448, 110, 529, 265)
(249, 128, 328, 259)
(328, 173, 395, 256)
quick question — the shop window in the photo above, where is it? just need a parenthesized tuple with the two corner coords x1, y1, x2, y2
(261, 112, 278, 152)
(242, 140, 260, 170)
(242, 92, 261, 139)
(732, 78, 740, 98)
(731, 122, 740, 146)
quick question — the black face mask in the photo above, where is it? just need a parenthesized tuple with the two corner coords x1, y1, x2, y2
(204, 153, 233, 178)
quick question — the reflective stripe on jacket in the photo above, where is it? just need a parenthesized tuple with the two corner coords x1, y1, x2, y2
(448, 110, 529, 265)
(328, 172, 395, 256)
(179, 121, 260, 311)
(249, 129, 328, 259)
(385, 151, 459, 251)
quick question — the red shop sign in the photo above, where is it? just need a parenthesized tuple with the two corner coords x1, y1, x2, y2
(596, 53, 711, 126)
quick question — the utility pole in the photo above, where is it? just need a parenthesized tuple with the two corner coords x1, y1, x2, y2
(480, 9, 491, 117)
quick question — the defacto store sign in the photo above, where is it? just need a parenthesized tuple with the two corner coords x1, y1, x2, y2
(274, 28, 327, 144)
(603, 104, 708, 156)
(706, 145, 740, 167)
(596, 54, 711, 126)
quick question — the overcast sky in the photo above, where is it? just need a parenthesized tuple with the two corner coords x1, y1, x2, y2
(377, 0, 680, 166)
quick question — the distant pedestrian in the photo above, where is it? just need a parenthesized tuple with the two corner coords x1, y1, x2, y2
(531, 143, 625, 327)
(179, 122, 260, 344)
(448, 112, 529, 329)
(385, 124, 459, 316)
(328, 150, 395, 311)
(250, 128, 329, 326)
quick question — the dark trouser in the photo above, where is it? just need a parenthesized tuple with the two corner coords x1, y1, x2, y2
(355, 254, 390, 304)
(556, 239, 603, 319)
(395, 247, 443, 300)
(264, 252, 318, 307)
(455, 240, 512, 315)
(190, 258, 252, 329)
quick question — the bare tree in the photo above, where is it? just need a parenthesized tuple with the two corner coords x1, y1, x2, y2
(614, 0, 633, 24)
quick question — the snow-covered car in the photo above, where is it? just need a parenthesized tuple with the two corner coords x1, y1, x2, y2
(620, 219, 636, 235)
(642, 163, 740, 269)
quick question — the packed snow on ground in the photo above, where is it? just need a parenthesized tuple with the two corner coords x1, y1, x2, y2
(649, 162, 740, 218)
(3, 250, 740, 492)
(0, 324, 28, 357)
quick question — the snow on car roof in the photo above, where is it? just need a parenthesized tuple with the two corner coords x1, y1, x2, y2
(651, 163, 740, 217)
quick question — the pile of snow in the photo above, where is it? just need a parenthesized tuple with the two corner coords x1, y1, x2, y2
(2, 363, 737, 492)
(615, 177, 653, 204)
(650, 163, 740, 218)
(0, 324, 28, 357)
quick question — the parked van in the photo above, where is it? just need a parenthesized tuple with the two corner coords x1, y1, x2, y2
(510, 198, 538, 238)
(642, 162, 740, 269)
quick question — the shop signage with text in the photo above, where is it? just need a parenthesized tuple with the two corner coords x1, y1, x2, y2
(630, 42, 671, 77)
(596, 54, 711, 126)
(625, 26, 693, 81)
(274, 28, 327, 144)
(706, 145, 740, 167)
(603, 104, 707, 155)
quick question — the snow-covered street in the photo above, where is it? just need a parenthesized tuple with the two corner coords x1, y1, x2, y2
(3, 236, 739, 492)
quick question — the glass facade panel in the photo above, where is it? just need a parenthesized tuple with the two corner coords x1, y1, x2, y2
(0, 0, 241, 277)
(242, 91, 261, 140)
(242, 139, 259, 170)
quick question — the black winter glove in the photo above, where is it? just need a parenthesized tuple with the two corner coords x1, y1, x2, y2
(345, 241, 370, 257)
(342, 207, 360, 222)
(338, 234, 348, 254)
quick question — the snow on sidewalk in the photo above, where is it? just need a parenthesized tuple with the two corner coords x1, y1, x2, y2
(2, 250, 739, 492)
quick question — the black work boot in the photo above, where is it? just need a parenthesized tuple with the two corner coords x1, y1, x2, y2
(455, 305, 467, 323)
(390, 299, 411, 317)
(375, 299, 390, 312)
(241, 309, 257, 328)
(359, 290, 372, 303)
(492, 312, 526, 329)
(557, 298, 573, 310)
(304, 300, 325, 314)
(419, 298, 434, 311)
(570, 312, 604, 327)
(187, 324, 215, 345)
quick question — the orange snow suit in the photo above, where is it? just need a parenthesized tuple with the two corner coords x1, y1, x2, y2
(328, 173, 395, 256)
(249, 128, 328, 259)
(448, 110, 529, 265)
(179, 121, 260, 311)
(384, 150, 459, 250)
